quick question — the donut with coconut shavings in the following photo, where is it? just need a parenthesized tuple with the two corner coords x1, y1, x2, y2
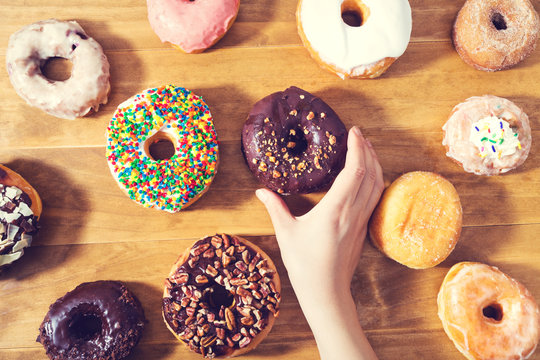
(241, 86, 347, 195)
(453, 0, 540, 71)
(106, 85, 219, 213)
(163, 234, 281, 358)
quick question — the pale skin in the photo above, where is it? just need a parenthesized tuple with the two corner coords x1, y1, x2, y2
(256, 126, 384, 360)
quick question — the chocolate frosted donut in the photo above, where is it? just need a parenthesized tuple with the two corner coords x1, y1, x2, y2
(37, 281, 146, 360)
(241, 86, 347, 194)
(163, 234, 281, 358)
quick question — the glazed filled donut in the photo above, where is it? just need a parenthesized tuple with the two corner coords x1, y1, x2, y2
(241, 86, 347, 195)
(6, 19, 110, 119)
(0, 164, 41, 269)
(37, 281, 146, 360)
(296, 0, 412, 79)
(369, 171, 462, 269)
(106, 85, 219, 212)
(438, 262, 540, 360)
(163, 234, 281, 358)
(146, 0, 240, 53)
(453, 0, 540, 71)
(443, 95, 532, 175)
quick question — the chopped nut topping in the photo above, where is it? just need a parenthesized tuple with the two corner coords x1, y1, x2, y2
(314, 156, 322, 170)
(258, 161, 267, 172)
(307, 111, 314, 120)
(329, 135, 336, 145)
(289, 109, 297, 116)
(251, 158, 257, 164)
(289, 129, 296, 136)
(272, 170, 281, 178)
(195, 275, 209, 284)
(299, 94, 305, 99)
(264, 117, 270, 123)
(225, 308, 235, 330)
(321, 112, 326, 118)
(286, 141, 296, 149)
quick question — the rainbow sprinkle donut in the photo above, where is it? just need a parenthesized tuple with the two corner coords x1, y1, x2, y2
(106, 85, 219, 212)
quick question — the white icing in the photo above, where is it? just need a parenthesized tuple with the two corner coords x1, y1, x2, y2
(299, 0, 412, 74)
(470, 116, 521, 160)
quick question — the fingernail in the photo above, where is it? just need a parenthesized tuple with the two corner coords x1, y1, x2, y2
(255, 188, 267, 201)
(352, 126, 362, 136)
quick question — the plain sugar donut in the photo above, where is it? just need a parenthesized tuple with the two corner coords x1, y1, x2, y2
(297, 0, 412, 79)
(6, 19, 110, 119)
(453, 0, 540, 71)
(438, 262, 540, 360)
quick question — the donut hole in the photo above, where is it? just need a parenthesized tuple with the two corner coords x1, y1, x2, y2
(284, 128, 308, 157)
(491, 12, 507, 31)
(40, 57, 72, 82)
(145, 131, 177, 161)
(205, 281, 234, 309)
(341, 0, 370, 27)
(68, 311, 103, 341)
(483, 303, 503, 322)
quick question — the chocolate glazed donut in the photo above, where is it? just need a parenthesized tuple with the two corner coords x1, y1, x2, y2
(37, 281, 146, 360)
(241, 86, 347, 194)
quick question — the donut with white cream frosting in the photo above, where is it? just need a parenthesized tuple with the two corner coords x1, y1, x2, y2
(296, 0, 412, 79)
(6, 19, 110, 120)
(146, 0, 240, 53)
(442, 95, 532, 175)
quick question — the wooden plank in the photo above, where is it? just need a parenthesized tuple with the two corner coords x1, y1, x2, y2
(0, 0, 464, 55)
(3, 41, 540, 149)
(1, 225, 539, 358)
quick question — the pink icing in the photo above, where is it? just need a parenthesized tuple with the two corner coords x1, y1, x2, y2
(147, 0, 240, 53)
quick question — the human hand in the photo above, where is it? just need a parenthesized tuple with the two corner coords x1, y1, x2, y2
(256, 126, 384, 300)
(255, 126, 383, 360)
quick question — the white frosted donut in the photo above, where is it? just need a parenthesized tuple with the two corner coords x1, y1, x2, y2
(6, 19, 110, 120)
(438, 262, 540, 360)
(297, 0, 412, 79)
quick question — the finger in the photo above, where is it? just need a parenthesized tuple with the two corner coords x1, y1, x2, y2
(255, 188, 295, 232)
(318, 126, 367, 209)
(352, 139, 382, 209)
(363, 142, 385, 214)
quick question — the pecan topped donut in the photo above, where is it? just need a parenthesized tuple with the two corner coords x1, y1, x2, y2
(241, 86, 347, 194)
(163, 234, 281, 358)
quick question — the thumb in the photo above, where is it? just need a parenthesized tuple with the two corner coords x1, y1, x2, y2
(255, 188, 294, 231)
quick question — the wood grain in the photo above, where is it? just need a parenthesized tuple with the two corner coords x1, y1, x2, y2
(1, 0, 540, 359)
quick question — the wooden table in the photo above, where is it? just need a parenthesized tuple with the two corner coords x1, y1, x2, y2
(1, 1, 540, 359)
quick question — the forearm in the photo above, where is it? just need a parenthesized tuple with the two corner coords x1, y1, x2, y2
(294, 285, 378, 360)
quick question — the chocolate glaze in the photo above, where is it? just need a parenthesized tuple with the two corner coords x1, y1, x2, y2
(163, 234, 280, 358)
(37, 280, 146, 360)
(241, 86, 347, 194)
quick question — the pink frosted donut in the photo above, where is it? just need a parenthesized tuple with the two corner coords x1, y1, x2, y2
(442, 95, 532, 175)
(146, 0, 240, 54)
(6, 19, 110, 120)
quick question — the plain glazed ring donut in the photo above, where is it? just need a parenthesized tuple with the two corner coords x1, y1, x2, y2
(438, 262, 540, 360)
(297, 0, 412, 79)
(163, 234, 281, 358)
(0, 164, 41, 269)
(6, 19, 110, 119)
(443, 95, 532, 175)
(106, 85, 219, 213)
(453, 0, 540, 71)
(369, 171, 462, 269)
(37, 281, 146, 360)
(241, 86, 347, 195)
(146, 0, 240, 53)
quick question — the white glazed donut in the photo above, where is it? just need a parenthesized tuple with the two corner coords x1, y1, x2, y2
(297, 0, 412, 79)
(6, 19, 110, 120)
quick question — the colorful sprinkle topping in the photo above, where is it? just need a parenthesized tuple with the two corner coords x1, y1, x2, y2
(470, 116, 521, 160)
(106, 85, 219, 212)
